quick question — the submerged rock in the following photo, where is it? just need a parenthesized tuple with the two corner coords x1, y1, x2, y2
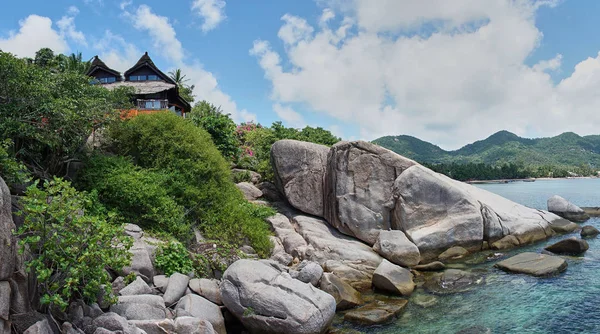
(547, 195, 589, 222)
(544, 237, 589, 255)
(220, 259, 336, 334)
(413, 261, 446, 272)
(343, 299, 408, 326)
(455, 325, 492, 334)
(581, 225, 600, 238)
(412, 294, 438, 308)
(438, 246, 469, 261)
(548, 218, 579, 233)
(495, 252, 567, 277)
(372, 230, 420, 267)
(423, 269, 483, 295)
(372, 260, 415, 296)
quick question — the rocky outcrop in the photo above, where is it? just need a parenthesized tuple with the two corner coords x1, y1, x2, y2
(581, 225, 600, 238)
(271, 140, 329, 217)
(343, 298, 408, 326)
(423, 269, 483, 295)
(372, 230, 420, 267)
(495, 252, 567, 277)
(220, 259, 336, 334)
(188, 279, 222, 305)
(547, 195, 589, 222)
(318, 273, 362, 311)
(490, 235, 520, 250)
(438, 246, 469, 261)
(324, 141, 416, 245)
(544, 237, 589, 255)
(372, 260, 414, 296)
(175, 295, 225, 334)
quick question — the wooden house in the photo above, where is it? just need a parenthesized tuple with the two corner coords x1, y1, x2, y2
(87, 52, 191, 117)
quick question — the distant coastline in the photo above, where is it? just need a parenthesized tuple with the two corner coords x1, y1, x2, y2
(466, 176, 599, 184)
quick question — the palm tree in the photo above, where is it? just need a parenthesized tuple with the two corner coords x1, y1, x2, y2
(55, 52, 91, 74)
(169, 68, 195, 103)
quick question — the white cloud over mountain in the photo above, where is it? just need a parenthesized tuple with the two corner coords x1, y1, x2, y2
(252, 0, 600, 149)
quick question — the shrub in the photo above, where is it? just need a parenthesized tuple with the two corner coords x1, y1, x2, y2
(108, 112, 272, 256)
(155, 241, 194, 276)
(189, 101, 240, 161)
(16, 178, 132, 310)
(0, 138, 30, 185)
(77, 154, 189, 240)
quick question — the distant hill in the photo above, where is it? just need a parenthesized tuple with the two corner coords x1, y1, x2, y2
(372, 131, 600, 168)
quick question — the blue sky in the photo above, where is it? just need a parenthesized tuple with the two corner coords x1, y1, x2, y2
(2, 0, 600, 149)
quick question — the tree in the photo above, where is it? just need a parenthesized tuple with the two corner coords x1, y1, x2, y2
(56, 52, 91, 74)
(169, 68, 195, 103)
(34, 48, 55, 68)
(189, 101, 240, 160)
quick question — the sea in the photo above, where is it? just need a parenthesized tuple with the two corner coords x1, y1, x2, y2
(353, 178, 600, 334)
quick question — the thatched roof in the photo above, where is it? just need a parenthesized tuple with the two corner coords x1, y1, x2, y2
(103, 81, 176, 94)
(124, 52, 175, 84)
(86, 56, 121, 77)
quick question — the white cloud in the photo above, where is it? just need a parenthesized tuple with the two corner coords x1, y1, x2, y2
(57, 6, 87, 46)
(191, 0, 227, 32)
(0, 15, 68, 58)
(94, 30, 141, 73)
(251, 1, 600, 149)
(273, 104, 305, 128)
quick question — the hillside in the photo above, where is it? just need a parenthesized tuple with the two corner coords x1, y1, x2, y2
(373, 131, 600, 168)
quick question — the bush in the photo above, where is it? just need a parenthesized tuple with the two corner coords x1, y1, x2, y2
(108, 112, 272, 256)
(16, 178, 132, 310)
(77, 154, 189, 239)
(0, 138, 30, 185)
(189, 101, 240, 161)
(155, 241, 194, 276)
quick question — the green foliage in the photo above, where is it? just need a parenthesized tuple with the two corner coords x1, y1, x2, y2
(0, 139, 30, 185)
(107, 112, 272, 256)
(76, 154, 189, 239)
(189, 101, 240, 160)
(168, 69, 195, 103)
(0, 50, 133, 177)
(155, 241, 194, 276)
(16, 178, 132, 311)
(232, 170, 253, 183)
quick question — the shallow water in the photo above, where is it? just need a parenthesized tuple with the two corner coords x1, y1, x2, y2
(344, 179, 600, 334)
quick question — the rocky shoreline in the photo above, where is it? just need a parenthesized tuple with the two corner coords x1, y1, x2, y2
(1, 139, 597, 334)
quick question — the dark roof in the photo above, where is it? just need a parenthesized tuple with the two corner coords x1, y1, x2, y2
(86, 56, 121, 77)
(124, 52, 175, 84)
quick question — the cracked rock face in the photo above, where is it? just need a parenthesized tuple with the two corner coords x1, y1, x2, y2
(220, 259, 336, 334)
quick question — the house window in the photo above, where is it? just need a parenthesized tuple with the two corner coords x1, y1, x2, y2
(130, 75, 149, 81)
(130, 76, 138, 81)
(98, 77, 116, 84)
(148, 75, 158, 81)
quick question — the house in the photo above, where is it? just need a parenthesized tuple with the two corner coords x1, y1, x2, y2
(86, 52, 191, 117)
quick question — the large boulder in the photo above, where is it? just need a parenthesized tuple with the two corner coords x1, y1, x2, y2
(119, 276, 152, 296)
(495, 252, 567, 277)
(175, 295, 225, 334)
(0, 176, 17, 280)
(581, 225, 600, 238)
(423, 269, 483, 295)
(271, 140, 329, 217)
(220, 259, 336, 334)
(174, 317, 215, 334)
(544, 237, 589, 255)
(109, 295, 167, 320)
(235, 182, 263, 201)
(163, 273, 190, 306)
(324, 141, 416, 244)
(372, 230, 420, 267)
(188, 278, 222, 305)
(547, 195, 589, 222)
(372, 260, 414, 296)
(318, 273, 362, 311)
(295, 261, 323, 286)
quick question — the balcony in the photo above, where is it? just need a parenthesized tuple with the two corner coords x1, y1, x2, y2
(136, 99, 168, 110)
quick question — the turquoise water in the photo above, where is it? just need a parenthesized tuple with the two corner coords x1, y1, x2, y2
(365, 179, 600, 334)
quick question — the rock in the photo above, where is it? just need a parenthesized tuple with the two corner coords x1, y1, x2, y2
(231, 169, 261, 184)
(109, 295, 167, 320)
(372, 259, 415, 296)
(547, 195, 589, 222)
(23, 319, 53, 334)
(296, 261, 323, 286)
(62, 322, 85, 334)
(548, 218, 579, 233)
(0, 176, 17, 280)
(544, 237, 589, 255)
(373, 230, 420, 267)
(257, 182, 283, 202)
(269, 236, 293, 266)
(129, 319, 175, 334)
(343, 299, 408, 326)
(438, 246, 469, 261)
(491, 235, 520, 250)
(413, 261, 446, 272)
(424, 269, 483, 295)
(394, 164, 556, 260)
(163, 273, 190, 306)
(124, 224, 143, 240)
(318, 273, 363, 311)
(174, 317, 216, 334)
(221, 259, 336, 334)
(412, 294, 437, 308)
(112, 277, 126, 295)
(175, 295, 225, 334)
(455, 325, 492, 334)
(91, 312, 138, 333)
(10, 312, 46, 334)
(0, 282, 10, 321)
(581, 225, 600, 238)
(324, 141, 417, 244)
(235, 182, 263, 201)
(581, 207, 600, 217)
(495, 252, 567, 277)
(266, 213, 308, 258)
(188, 278, 222, 305)
(122, 240, 155, 283)
(152, 275, 168, 293)
(271, 139, 329, 217)
(119, 276, 152, 296)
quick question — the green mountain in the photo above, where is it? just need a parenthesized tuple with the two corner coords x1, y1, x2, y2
(373, 131, 600, 168)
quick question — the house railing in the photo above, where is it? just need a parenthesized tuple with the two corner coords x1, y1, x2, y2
(136, 99, 169, 110)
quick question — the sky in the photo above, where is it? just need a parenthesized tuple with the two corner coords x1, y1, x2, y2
(2, 0, 600, 150)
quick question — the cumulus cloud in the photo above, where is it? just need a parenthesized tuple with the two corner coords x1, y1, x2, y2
(273, 104, 306, 128)
(251, 0, 600, 149)
(94, 30, 142, 73)
(57, 6, 87, 46)
(191, 0, 227, 32)
(0, 15, 68, 57)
